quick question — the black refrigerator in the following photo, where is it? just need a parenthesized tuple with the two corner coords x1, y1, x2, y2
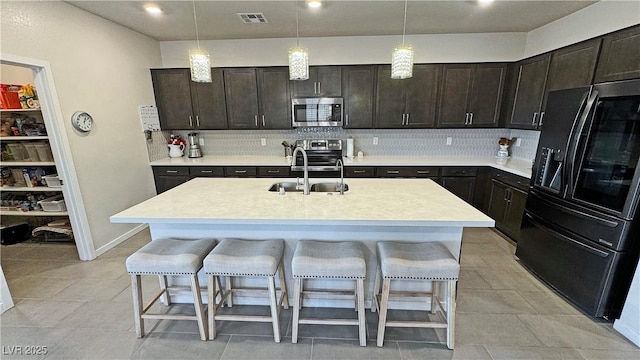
(516, 78, 640, 319)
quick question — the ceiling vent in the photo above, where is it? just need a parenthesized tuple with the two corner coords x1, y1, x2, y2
(237, 13, 268, 24)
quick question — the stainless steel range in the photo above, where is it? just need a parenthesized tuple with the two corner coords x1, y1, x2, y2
(291, 139, 343, 172)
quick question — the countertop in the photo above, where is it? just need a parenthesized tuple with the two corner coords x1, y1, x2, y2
(151, 156, 533, 178)
(110, 177, 495, 227)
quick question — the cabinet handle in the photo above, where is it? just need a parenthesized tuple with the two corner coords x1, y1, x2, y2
(416, 170, 430, 174)
(196, 115, 200, 127)
(401, 114, 406, 126)
(532, 112, 539, 126)
(387, 170, 400, 174)
(234, 170, 248, 174)
(464, 113, 469, 125)
(314, 82, 318, 94)
(406, 113, 410, 125)
(353, 170, 366, 174)
(345, 114, 349, 126)
(189, 116, 193, 127)
(254, 115, 258, 126)
(317, 82, 321, 94)
(166, 170, 178, 174)
(201, 170, 213, 173)
(469, 112, 473, 125)
(267, 170, 280, 173)
(539, 112, 545, 127)
(262, 115, 266, 127)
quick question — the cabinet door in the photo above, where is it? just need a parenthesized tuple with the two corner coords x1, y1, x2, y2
(224, 69, 260, 129)
(375, 66, 406, 128)
(441, 177, 476, 204)
(509, 54, 551, 129)
(404, 65, 440, 128)
(291, 67, 317, 97)
(467, 63, 506, 128)
(342, 66, 375, 129)
(154, 175, 190, 194)
(594, 25, 640, 83)
(192, 68, 228, 130)
(546, 39, 601, 93)
(151, 69, 194, 130)
(258, 67, 291, 129)
(316, 66, 342, 96)
(437, 64, 473, 128)
(504, 187, 528, 242)
(488, 179, 509, 229)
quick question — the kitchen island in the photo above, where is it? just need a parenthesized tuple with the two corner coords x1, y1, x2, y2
(110, 177, 494, 307)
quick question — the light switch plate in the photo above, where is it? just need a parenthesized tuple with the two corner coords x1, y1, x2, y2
(515, 138, 522, 146)
(261, 138, 266, 146)
(446, 137, 452, 145)
(373, 137, 378, 145)
(199, 138, 205, 146)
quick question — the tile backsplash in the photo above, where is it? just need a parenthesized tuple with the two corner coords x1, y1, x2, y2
(147, 128, 540, 162)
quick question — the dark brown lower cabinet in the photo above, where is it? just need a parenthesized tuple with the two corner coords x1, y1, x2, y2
(152, 167, 191, 194)
(487, 178, 528, 242)
(440, 167, 477, 204)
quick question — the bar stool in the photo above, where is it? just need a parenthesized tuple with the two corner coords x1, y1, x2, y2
(291, 240, 367, 346)
(373, 241, 460, 349)
(203, 238, 289, 342)
(125, 237, 216, 341)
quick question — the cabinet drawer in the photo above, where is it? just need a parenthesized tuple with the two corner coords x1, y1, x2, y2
(152, 166, 189, 176)
(190, 167, 224, 177)
(224, 166, 257, 177)
(345, 167, 375, 178)
(493, 170, 530, 191)
(258, 167, 290, 177)
(376, 167, 439, 178)
(441, 167, 477, 177)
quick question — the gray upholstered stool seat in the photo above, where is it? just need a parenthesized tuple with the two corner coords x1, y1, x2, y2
(203, 239, 289, 343)
(126, 237, 216, 341)
(374, 241, 460, 349)
(291, 240, 367, 346)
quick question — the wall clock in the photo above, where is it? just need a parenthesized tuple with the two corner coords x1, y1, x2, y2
(71, 111, 94, 132)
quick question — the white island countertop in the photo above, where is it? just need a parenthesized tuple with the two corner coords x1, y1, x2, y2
(151, 156, 533, 178)
(110, 177, 494, 227)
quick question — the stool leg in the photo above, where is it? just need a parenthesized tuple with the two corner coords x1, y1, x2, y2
(208, 274, 216, 340)
(371, 265, 381, 313)
(277, 261, 289, 309)
(190, 274, 207, 341)
(215, 276, 223, 306)
(267, 276, 281, 343)
(376, 278, 391, 347)
(131, 274, 144, 338)
(159, 275, 171, 305)
(225, 276, 233, 307)
(431, 280, 438, 314)
(447, 280, 457, 350)
(357, 278, 366, 347)
(292, 278, 302, 344)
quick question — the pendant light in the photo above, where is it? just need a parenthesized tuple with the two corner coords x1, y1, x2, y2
(289, 5, 309, 80)
(189, 0, 212, 83)
(391, 0, 414, 79)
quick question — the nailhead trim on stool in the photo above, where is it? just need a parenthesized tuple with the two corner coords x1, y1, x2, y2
(374, 241, 460, 349)
(291, 240, 367, 347)
(125, 237, 217, 341)
(203, 239, 289, 343)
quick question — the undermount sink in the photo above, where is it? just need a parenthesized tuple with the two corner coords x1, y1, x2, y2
(268, 181, 349, 193)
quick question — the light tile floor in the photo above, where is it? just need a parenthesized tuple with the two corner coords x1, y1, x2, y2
(1, 228, 639, 359)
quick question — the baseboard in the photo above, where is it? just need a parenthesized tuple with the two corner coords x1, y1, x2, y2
(94, 224, 148, 257)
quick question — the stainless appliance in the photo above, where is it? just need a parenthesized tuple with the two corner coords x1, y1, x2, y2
(292, 98, 343, 127)
(291, 139, 342, 172)
(187, 132, 203, 158)
(516, 79, 640, 319)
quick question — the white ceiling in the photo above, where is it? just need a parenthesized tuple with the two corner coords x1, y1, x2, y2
(66, 1, 598, 41)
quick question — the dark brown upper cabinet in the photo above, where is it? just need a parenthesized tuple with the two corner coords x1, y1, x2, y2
(437, 63, 506, 128)
(224, 67, 291, 130)
(375, 64, 441, 128)
(342, 65, 375, 129)
(594, 25, 640, 83)
(151, 68, 228, 130)
(545, 39, 601, 93)
(507, 54, 551, 130)
(291, 66, 342, 97)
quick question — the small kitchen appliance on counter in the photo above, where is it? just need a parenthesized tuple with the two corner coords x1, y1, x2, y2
(187, 132, 203, 158)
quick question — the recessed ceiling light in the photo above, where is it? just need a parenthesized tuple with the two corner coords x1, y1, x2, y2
(144, 4, 162, 15)
(307, 0, 322, 9)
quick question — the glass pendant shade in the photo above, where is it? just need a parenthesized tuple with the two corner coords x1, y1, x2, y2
(288, 47, 309, 80)
(189, 49, 212, 83)
(391, 44, 414, 79)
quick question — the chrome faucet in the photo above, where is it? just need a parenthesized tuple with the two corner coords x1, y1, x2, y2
(292, 146, 310, 195)
(336, 158, 345, 195)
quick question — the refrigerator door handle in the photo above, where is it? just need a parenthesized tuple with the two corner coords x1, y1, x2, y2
(564, 90, 598, 198)
(529, 190, 619, 228)
(524, 212, 610, 258)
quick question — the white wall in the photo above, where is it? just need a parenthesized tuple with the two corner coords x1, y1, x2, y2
(161, 33, 526, 68)
(1, 2, 162, 252)
(524, 0, 640, 58)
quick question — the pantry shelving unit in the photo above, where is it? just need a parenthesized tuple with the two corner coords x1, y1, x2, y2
(1, 107, 70, 242)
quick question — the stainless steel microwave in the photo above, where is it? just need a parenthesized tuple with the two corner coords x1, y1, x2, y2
(292, 97, 343, 127)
